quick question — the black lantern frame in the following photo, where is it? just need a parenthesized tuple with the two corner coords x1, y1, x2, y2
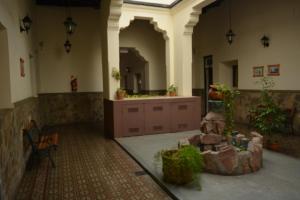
(261, 35, 270, 47)
(226, 29, 235, 45)
(20, 15, 32, 33)
(64, 17, 77, 35)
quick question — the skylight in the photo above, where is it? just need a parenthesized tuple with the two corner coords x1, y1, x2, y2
(124, 0, 181, 8)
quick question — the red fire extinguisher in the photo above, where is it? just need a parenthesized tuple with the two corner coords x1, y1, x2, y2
(71, 75, 78, 92)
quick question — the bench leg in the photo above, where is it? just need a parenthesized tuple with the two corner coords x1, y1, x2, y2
(47, 150, 56, 168)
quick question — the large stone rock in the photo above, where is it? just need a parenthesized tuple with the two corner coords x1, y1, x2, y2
(217, 146, 238, 175)
(235, 134, 245, 145)
(236, 151, 252, 174)
(187, 134, 201, 146)
(201, 112, 225, 135)
(204, 112, 225, 121)
(178, 138, 190, 148)
(201, 134, 222, 145)
(202, 151, 219, 174)
(247, 141, 263, 172)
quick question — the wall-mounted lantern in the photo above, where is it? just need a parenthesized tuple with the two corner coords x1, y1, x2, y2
(20, 15, 32, 33)
(261, 35, 270, 47)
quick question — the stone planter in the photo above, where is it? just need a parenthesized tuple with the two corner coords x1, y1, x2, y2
(179, 132, 264, 175)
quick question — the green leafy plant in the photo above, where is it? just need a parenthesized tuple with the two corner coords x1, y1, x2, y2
(155, 145, 203, 189)
(213, 83, 240, 135)
(249, 77, 285, 136)
(112, 67, 121, 81)
(167, 84, 177, 96)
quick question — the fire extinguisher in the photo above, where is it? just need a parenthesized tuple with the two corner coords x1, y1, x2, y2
(71, 76, 78, 92)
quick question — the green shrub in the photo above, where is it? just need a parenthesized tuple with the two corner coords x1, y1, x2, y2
(249, 77, 285, 135)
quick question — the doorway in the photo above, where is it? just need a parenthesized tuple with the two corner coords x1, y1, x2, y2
(203, 55, 213, 114)
(120, 47, 147, 95)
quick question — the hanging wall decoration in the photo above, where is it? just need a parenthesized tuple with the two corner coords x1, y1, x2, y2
(253, 66, 264, 77)
(268, 64, 280, 76)
(20, 58, 25, 77)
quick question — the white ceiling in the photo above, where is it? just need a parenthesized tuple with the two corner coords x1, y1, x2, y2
(126, 0, 178, 6)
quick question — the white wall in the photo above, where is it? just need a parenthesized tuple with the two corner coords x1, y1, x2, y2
(193, 0, 300, 90)
(0, 26, 12, 108)
(0, 0, 37, 104)
(120, 19, 166, 90)
(36, 6, 103, 93)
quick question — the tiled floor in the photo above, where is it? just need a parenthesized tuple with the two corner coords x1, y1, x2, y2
(16, 124, 171, 200)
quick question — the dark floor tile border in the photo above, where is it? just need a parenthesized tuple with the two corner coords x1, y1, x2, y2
(114, 139, 179, 200)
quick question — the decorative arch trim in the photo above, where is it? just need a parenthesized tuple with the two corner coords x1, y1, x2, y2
(120, 17, 169, 40)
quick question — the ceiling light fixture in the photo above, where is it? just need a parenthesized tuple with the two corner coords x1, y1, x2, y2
(64, 16, 77, 35)
(225, 0, 235, 45)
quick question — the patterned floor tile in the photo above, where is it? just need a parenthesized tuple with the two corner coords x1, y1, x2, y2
(16, 124, 171, 200)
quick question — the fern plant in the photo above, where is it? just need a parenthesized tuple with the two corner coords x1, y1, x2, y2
(155, 145, 203, 189)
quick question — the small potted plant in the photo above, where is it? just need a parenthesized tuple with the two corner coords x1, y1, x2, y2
(155, 145, 203, 188)
(116, 88, 126, 100)
(167, 84, 177, 96)
(208, 84, 224, 100)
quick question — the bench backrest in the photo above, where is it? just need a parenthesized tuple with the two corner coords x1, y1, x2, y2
(23, 129, 38, 153)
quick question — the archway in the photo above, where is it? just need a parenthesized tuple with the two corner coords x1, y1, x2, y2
(0, 23, 12, 109)
(119, 19, 166, 95)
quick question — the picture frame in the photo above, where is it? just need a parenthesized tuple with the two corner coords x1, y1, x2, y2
(253, 66, 264, 77)
(268, 64, 280, 76)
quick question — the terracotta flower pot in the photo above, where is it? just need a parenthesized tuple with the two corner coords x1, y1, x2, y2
(268, 142, 280, 151)
(169, 91, 177, 97)
(116, 90, 125, 100)
(208, 91, 224, 100)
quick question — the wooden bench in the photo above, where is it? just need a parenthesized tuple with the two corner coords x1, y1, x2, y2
(24, 120, 59, 168)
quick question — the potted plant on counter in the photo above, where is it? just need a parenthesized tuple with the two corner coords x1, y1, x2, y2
(167, 84, 177, 96)
(155, 145, 203, 189)
(112, 67, 126, 100)
(116, 88, 127, 100)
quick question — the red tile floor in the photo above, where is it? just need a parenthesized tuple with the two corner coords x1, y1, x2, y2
(16, 124, 171, 200)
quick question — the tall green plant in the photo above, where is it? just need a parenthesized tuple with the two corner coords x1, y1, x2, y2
(214, 83, 240, 135)
(249, 77, 285, 135)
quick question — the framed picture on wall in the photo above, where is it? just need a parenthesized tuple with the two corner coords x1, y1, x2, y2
(20, 58, 25, 77)
(268, 64, 280, 76)
(253, 66, 264, 77)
